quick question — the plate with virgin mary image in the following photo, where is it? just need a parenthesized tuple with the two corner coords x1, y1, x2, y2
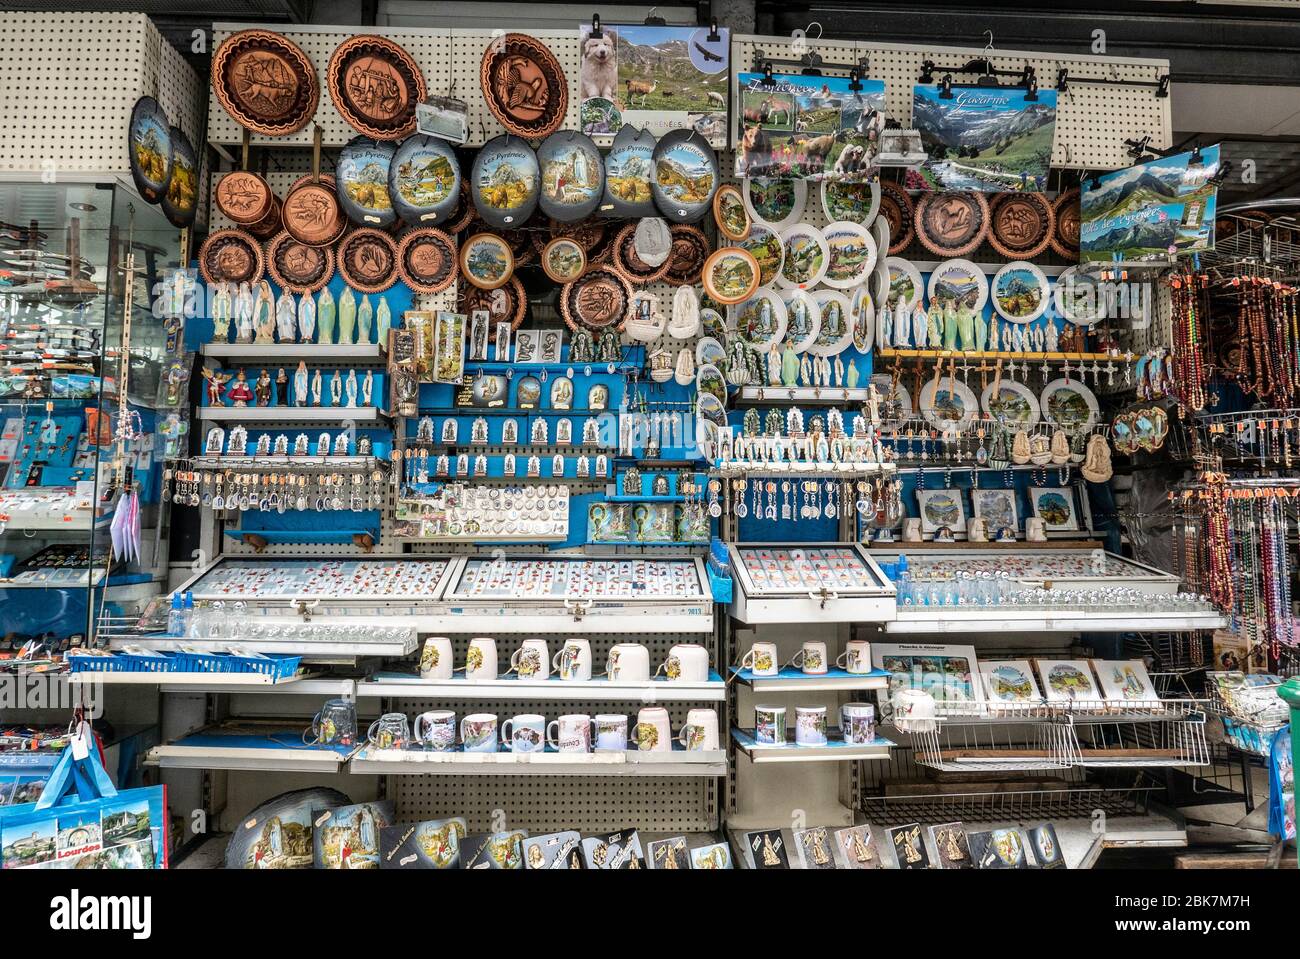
(731, 287, 788, 350)
(536, 130, 604, 223)
(781, 289, 821, 353)
(808, 290, 853, 356)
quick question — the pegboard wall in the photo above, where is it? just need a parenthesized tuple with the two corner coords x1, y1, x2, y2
(0, 12, 203, 175)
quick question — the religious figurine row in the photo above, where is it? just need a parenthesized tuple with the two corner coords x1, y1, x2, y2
(715, 407, 891, 472)
(210, 281, 392, 347)
(202, 364, 376, 408)
(201, 427, 375, 459)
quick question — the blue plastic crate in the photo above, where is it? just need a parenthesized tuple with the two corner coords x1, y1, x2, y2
(174, 650, 234, 673)
(233, 654, 302, 682)
(119, 651, 175, 673)
(67, 653, 130, 673)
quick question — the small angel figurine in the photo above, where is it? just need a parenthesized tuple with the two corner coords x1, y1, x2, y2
(202, 367, 231, 406)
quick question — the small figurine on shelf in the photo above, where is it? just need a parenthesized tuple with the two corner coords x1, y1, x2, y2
(275, 291, 296, 343)
(974, 310, 988, 353)
(226, 368, 254, 407)
(294, 362, 309, 407)
(846, 359, 860, 389)
(878, 303, 893, 346)
(253, 281, 275, 344)
(297, 293, 315, 344)
(912, 303, 929, 349)
(212, 282, 233, 343)
(329, 370, 342, 407)
(310, 368, 323, 406)
(377, 296, 392, 347)
(362, 370, 374, 406)
(943, 302, 959, 351)
(254, 369, 273, 406)
(1044, 318, 1059, 352)
(956, 305, 975, 352)
(358, 295, 373, 345)
(781, 344, 799, 387)
(345, 369, 358, 408)
(202, 367, 231, 406)
(928, 303, 943, 347)
(276, 368, 290, 406)
(317, 287, 336, 345)
(339, 288, 357, 345)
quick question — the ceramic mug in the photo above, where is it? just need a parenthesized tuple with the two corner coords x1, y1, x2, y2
(547, 714, 595, 753)
(412, 709, 456, 751)
(632, 706, 672, 752)
(509, 639, 549, 680)
(658, 643, 710, 682)
(501, 713, 546, 753)
(460, 713, 499, 752)
(593, 714, 628, 752)
(677, 708, 719, 750)
(795, 705, 828, 746)
(367, 712, 410, 750)
(841, 703, 876, 744)
(790, 640, 828, 675)
(305, 698, 357, 746)
(464, 637, 498, 680)
(553, 638, 593, 681)
(836, 640, 872, 675)
(739, 642, 779, 677)
(754, 704, 787, 745)
(606, 643, 650, 682)
(892, 688, 937, 733)
(419, 637, 453, 680)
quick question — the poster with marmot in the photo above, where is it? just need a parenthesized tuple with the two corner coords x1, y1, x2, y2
(734, 72, 886, 182)
(578, 23, 729, 143)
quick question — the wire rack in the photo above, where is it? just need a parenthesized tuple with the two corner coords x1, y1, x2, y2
(1199, 212, 1300, 279)
(860, 778, 1163, 826)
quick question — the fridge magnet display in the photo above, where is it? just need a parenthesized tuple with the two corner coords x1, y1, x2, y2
(471, 134, 540, 228)
(821, 220, 877, 289)
(128, 96, 173, 204)
(822, 178, 880, 225)
(1028, 486, 1079, 530)
(981, 379, 1040, 429)
(878, 179, 915, 253)
(794, 826, 837, 869)
(1094, 659, 1157, 702)
(929, 822, 973, 868)
(834, 825, 882, 869)
(783, 289, 821, 351)
(312, 802, 393, 869)
(600, 124, 656, 216)
(536, 130, 604, 222)
(702, 247, 760, 304)
(336, 137, 398, 227)
(735, 72, 886, 181)
(911, 85, 1057, 192)
(161, 127, 199, 227)
(541, 237, 586, 282)
(915, 190, 991, 257)
(713, 183, 751, 241)
(1036, 659, 1102, 703)
(919, 376, 978, 431)
(971, 488, 1018, 531)
(431, 311, 467, 384)
(651, 129, 718, 222)
(267, 231, 334, 293)
(991, 262, 1050, 323)
(777, 224, 829, 289)
(337, 227, 398, 293)
(873, 642, 984, 712)
(198, 228, 264, 286)
(463, 275, 526, 329)
(328, 35, 425, 140)
(460, 831, 527, 869)
(969, 828, 1030, 869)
(397, 227, 457, 294)
(211, 29, 319, 136)
(742, 177, 806, 230)
(887, 822, 930, 868)
(808, 290, 853, 356)
(690, 843, 733, 869)
(1028, 823, 1066, 868)
(739, 223, 784, 287)
(560, 265, 632, 333)
(389, 134, 461, 224)
(927, 257, 989, 312)
(578, 23, 729, 140)
(646, 835, 691, 870)
(885, 256, 923, 311)
(916, 487, 968, 534)
(1051, 188, 1081, 259)
(989, 191, 1055, 259)
(589, 502, 631, 542)
(459, 233, 515, 290)
(1040, 377, 1098, 432)
(522, 830, 584, 869)
(732, 287, 787, 349)
(979, 659, 1042, 704)
(1080, 145, 1220, 262)
(744, 829, 789, 869)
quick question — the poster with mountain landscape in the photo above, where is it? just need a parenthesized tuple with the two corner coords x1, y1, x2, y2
(911, 85, 1056, 192)
(578, 24, 729, 142)
(1079, 145, 1220, 263)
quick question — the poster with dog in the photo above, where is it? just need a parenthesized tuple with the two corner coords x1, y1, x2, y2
(735, 72, 886, 182)
(578, 23, 729, 143)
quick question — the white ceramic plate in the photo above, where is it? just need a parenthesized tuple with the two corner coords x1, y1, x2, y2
(927, 258, 989, 313)
(695, 335, 726, 367)
(742, 178, 807, 231)
(919, 376, 979, 432)
(991, 262, 1050, 324)
(696, 391, 728, 428)
(820, 178, 881, 226)
(781, 288, 821, 353)
(808, 289, 853, 356)
(1053, 266, 1105, 326)
(730, 286, 788, 349)
(695, 363, 728, 405)
(848, 285, 875, 353)
(700, 307, 727, 341)
(885, 256, 923, 312)
(739, 223, 784, 288)
(820, 220, 878, 290)
(980, 378, 1041, 429)
(777, 224, 829, 290)
(1040, 377, 1099, 433)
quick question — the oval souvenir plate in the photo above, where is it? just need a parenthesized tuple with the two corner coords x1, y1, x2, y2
(989, 192, 1055, 260)
(695, 336, 726, 368)
(612, 223, 672, 284)
(742, 178, 806, 230)
(821, 179, 880, 226)
(198, 228, 264, 286)
(700, 307, 727, 342)
(1040, 377, 1099, 433)
(696, 364, 728, 406)
(129, 96, 172, 204)
(266, 230, 334, 293)
(328, 35, 424, 140)
(980, 379, 1041, 430)
(471, 134, 540, 229)
(560, 265, 632, 333)
(161, 127, 199, 227)
(731, 287, 788, 350)
(713, 184, 751, 241)
(211, 30, 318, 136)
(1051, 188, 1081, 259)
(662, 225, 708, 286)
(389, 134, 461, 225)
(336, 137, 397, 228)
(480, 33, 567, 140)
(739, 223, 784, 288)
(1053, 266, 1105, 326)
(915, 191, 990, 258)
(885, 257, 924, 312)
(463, 275, 527, 330)
(782, 289, 821, 353)
(696, 392, 728, 429)
(878, 180, 914, 253)
(870, 373, 912, 422)
(601, 125, 656, 219)
(991, 262, 1050, 324)
(848, 285, 875, 353)
(537, 130, 603, 223)
(821, 220, 878, 290)
(808, 290, 853, 357)
(541, 237, 587, 283)
(919, 376, 979, 432)
(282, 176, 345, 247)
(871, 217, 891, 303)
(459, 233, 514, 290)
(337, 227, 398, 294)
(777, 225, 829, 290)
(651, 129, 718, 224)
(701, 247, 760, 305)
(927, 258, 989, 313)
(397, 227, 457, 294)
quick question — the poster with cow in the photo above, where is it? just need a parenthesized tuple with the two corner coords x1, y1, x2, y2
(734, 72, 886, 182)
(578, 23, 729, 144)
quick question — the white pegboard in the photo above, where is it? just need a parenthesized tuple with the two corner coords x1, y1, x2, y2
(0, 12, 202, 175)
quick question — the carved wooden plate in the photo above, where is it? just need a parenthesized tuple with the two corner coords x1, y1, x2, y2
(611, 223, 672, 284)
(914, 190, 990, 258)
(328, 35, 425, 140)
(198, 228, 264, 285)
(878, 180, 914, 254)
(212, 30, 319, 136)
(397, 227, 458, 294)
(560, 265, 632, 334)
(1051, 188, 1081, 259)
(266, 230, 334, 293)
(479, 33, 567, 139)
(336, 226, 399, 293)
(663, 224, 709, 286)
(989, 192, 1056, 260)
(462, 275, 527, 329)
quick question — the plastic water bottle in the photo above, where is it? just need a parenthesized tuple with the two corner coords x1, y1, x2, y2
(896, 554, 912, 606)
(167, 593, 184, 636)
(183, 592, 198, 638)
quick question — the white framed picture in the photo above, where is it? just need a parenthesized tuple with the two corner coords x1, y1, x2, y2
(1093, 659, 1158, 704)
(971, 488, 1018, 534)
(1035, 659, 1102, 703)
(916, 488, 967, 535)
(1028, 486, 1078, 531)
(978, 659, 1042, 705)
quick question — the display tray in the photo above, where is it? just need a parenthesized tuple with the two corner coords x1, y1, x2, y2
(349, 744, 727, 777)
(728, 666, 890, 692)
(146, 724, 360, 773)
(727, 543, 896, 625)
(359, 670, 727, 702)
(176, 555, 457, 604)
(731, 728, 895, 762)
(869, 546, 1182, 593)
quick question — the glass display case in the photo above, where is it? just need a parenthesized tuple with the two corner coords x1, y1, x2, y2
(727, 543, 896, 624)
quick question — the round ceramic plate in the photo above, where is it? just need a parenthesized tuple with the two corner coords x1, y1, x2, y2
(1051, 188, 1081, 259)
(471, 135, 540, 229)
(848, 285, 875, 353)
(809, 290, 853, 357)
(991, 262, 1050, 324)
(821, 220, 878, 290)
(337, 227, 398, 293)
(459, 233, 514, 290)
(696, 364, 728, 405)
(989, 192, 1055, 260)
(885, 257, 924, 312)
(336, 137, 397, 228)
(927, 258, 989, 313)
(397, 227, 458, 294)
(198, 228, 263, 286)
(980, 379, 1041, 429)
(536, 130, 603, 223)
(871, 218, 891, 304)
(731, 287, 788, 349)
(328, 35, 425, 139)
(777, 225, 829, 290)
(602, 125, 656, 218)
(696, 392, 728, 429)
(870, 373, 912, 421)
(541, 237, 586, 283)
(821, 179, 880, 226)
(878, 180, 914, 253)
(129, 96, 172, 204)
(560, 265, 632, 333)
(782, 289, 821, 352)
(389, 134, 461, 225)
(700, 307, 727, 342)
(651, 130, 718, 223)
(267, 230, 334, 293)
(1040, 377, 1099, 433)
(664, 225, 708, 286)
(702, 247, 761, 305)
(480, 33, 567, 139)
(919, 376, 979, 432)
(161, 127, 198, 228)
(742, 178, 807, 230)
(1054, 266, 1105, 326)
(739, 223, 784, 288)
(696, 336, 726, 367)
(211, 29, 318, 136)
(713, 184, 751, 241)
(914, 191, 989, 258)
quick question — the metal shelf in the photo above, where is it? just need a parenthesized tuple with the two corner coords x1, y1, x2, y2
(358, 671, 726, 702)
(197, 406, 388, 425)
(145, 743, 357, 773)
(736, 385, 874, 405)
(68, 671, 309, 689)
(349, 745, 726, 777)
(731, 728, 895, 763)
(107, 634, 418, 659)
(728, 666, 889, 693)
(192, 454, 385, 470)
(885, 608, 1227, 634)
(201, 342, 385, 362)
